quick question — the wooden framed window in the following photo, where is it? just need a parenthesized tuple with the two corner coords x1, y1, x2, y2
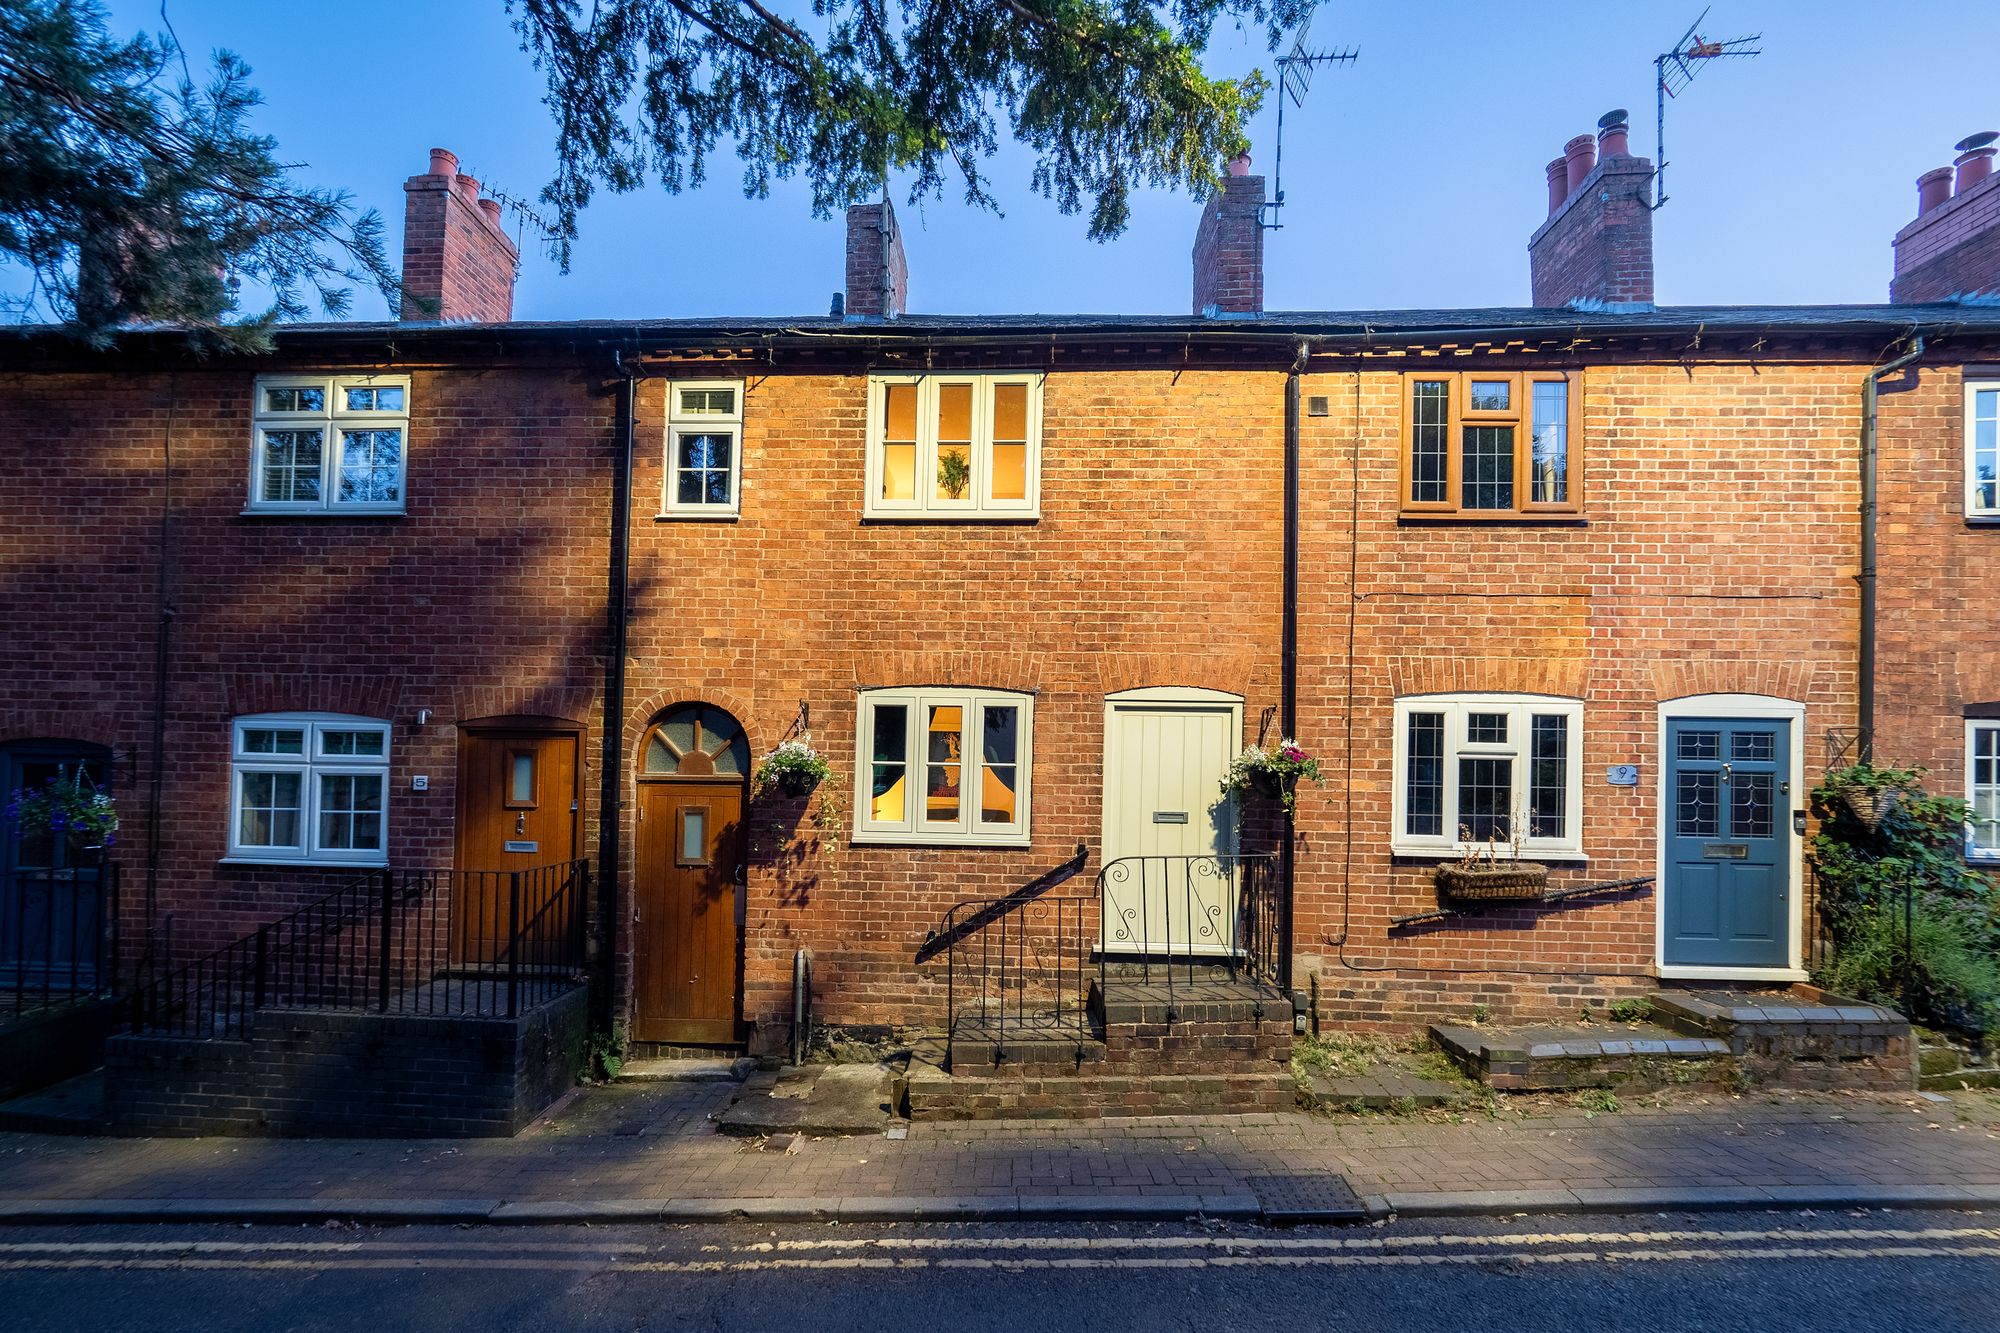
(1400, 371, 1582, 518)
(248, 375, 409, 515)
(853, 688, 1032, 845)
(662, 380, 744, 518)
(1391, 695, 1584, 859)
(864, 375, 1042, 519)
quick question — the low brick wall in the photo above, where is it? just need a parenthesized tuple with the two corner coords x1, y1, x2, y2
(908, 1067, 1293, 1120)
(105, 986, 588, 1137)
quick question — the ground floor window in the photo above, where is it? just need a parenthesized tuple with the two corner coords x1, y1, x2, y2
(853, 688, 1031, 845)
(1391, 694, 1584, 858)
(229, 714, 391, 864)
(1969, 720, 2000, 860)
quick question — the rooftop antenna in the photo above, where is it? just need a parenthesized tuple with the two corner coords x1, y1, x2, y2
(1263, 14, 1358, 231)
(1652, 7, 1762, 210)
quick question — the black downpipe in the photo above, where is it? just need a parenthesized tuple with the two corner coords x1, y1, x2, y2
(143, 377, 180, 971)
(595, 363, 636, 1032)
(1859, 333, 1924, 763)
(1279, 346, 1304, 993)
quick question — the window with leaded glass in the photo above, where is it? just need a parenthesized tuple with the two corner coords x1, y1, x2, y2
(1393, 695, 1584, 856)
(1401, 371, 1580, 517)
(1967, 381, 1999, 519)
(855, 689, 1032, 845)
(866, 375, 1042, 518)
(229, 714, 390, 864)
(250, 376, 409, 514)
(664, 381, 744, 517)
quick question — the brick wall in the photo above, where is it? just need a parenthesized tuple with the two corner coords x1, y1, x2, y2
(1528, 155, 1656, 307)
(104, 985, 587, 1136)
(1891, 171, 2000, 302)
(843, 202, 908, 318)
(1191, 174, 1265, 315)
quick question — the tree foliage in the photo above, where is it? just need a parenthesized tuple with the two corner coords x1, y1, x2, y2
(510, 0, 1310, 267)
(0, 0, 397, 349)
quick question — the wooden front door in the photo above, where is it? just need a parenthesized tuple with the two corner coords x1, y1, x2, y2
(454, 726, 581, 962)
(633, 781, 744, 1043)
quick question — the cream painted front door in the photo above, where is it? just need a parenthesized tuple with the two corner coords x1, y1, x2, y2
(1100, 689, 1242, 955)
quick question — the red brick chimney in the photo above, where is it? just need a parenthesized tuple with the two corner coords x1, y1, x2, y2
(401, 148, 518, 323)
(1528, 112, 1655, 308)
(844, 199, 908, 318)
(1892, 131, 2000, 303)
(1192, 152, 1265, 316)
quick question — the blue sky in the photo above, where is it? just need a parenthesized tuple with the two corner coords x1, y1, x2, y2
(80, 1, 2000, 319)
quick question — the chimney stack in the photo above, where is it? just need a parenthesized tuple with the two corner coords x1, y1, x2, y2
(400, 148, 519, 323)
(844, 199, 908, 319)
(1893, 131, 2000, 303)
(1528, 110, 1655, 309)
(1192, 152, 1265, 316)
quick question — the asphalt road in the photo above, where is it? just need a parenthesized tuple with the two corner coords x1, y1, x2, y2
(0, 1211, 1995, 1332)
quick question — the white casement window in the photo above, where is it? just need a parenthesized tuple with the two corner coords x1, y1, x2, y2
(228, 714, 391, 865)
(664, 380, 744, 517)
(249, 375, 410, 514)
(864, 374, 1042, 519)
(854, 689, 1032, 846)
(1391, 694, 1585, 858)
(1967, 380, 1999, 519)
(1967, 720, 2000, 860)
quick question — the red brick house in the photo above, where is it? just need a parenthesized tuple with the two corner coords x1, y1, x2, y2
(4, 118, 1998, 1086)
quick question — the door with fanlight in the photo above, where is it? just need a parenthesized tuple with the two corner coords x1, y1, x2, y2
(633, 705, 748, 1045)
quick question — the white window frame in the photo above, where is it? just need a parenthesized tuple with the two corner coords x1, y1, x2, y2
(662, 379, 745, 518)
(1967, 719, 2000, 862)
(1966, 378, 2000, 520)
(853, 688, 1033, 846)
(863, 374, 1042, 519)
(248, 374, 410, 515)
(226, 713, 392, 865)
(1391, 693, 1585, 859)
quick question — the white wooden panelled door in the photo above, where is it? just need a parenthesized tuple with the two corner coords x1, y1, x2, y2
(1100, 689, 1242, 955)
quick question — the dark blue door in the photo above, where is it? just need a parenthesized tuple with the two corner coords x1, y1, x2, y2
(1, 743, 110, 990)
(1663, 719, 1790, 968)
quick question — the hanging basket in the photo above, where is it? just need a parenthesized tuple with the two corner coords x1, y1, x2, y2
(772, 769, 822, 799)
(1436, 862, 1549, 901)
(1838, 785, 1900, 833)
(1247, 768, 1291, 798)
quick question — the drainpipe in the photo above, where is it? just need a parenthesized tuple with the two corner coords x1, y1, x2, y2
(596, 358, 636, 1033)
(1859, 333, 1923, 764)
(1279, 341, 1306, 994)
(143, 377, 180, 971)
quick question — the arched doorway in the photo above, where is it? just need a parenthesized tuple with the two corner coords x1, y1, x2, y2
(633, 705, 748, 1045)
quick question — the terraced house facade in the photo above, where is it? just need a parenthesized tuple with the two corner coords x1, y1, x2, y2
(4, 119, 1998, 1124)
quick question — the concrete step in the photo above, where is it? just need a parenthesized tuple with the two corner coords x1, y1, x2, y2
(0, 1069, 111, 1135)
(715, 1063, 903, 1138)
(1299, 1065, 1477, 1112)
(1430, 1022, 1729, 1092)
(617, 1057, 754, 1083)
(1093, 978, 1293, 1027)
(1649, 986, 1915, 1090)
(906, 1059, 1294, 1121)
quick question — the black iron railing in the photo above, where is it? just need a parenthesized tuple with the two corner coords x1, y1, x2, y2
(1097, 852, 1285, 990)
(2, 858, 119, 1017)
(932, 846, 1095, 1050)
(1806, 858, 1919, 1012)
(128, 860, 589, 1040)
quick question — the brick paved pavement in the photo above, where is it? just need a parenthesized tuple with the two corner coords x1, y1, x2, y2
(2, 1082, 1996, 1220)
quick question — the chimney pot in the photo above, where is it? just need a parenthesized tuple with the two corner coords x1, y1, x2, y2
(427, 147, 458, 178)
(1596, 109, 1631, 160)
(1954, 135, 1998, 194)
(1917, 167, 1955, 215)
(1545, 158, 1570, 215)
(478, 198, 503, 224)
(1563, 134, 1598, 195)
(1226, 151, 1252, 177)
(453, 173, 481, 206)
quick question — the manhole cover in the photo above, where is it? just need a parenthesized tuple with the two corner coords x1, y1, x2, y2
(1244, 1173, 1366, 1224)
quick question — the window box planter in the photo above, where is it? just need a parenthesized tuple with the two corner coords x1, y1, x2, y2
(1436, 862, 1549, 901)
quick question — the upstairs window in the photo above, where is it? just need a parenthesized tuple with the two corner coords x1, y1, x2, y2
(854, 688, 1032, 845)
(1401, 371, 1581, 518)
(664, 380, 744, 518)
(865, 375, 1041, 519)
(1968, 379, 1999, 519)
(249, 375, 409, 514)
(229, 714, 391, 865)
(1968, 719, 2000, 860)
(1391, 694, 1584, 858)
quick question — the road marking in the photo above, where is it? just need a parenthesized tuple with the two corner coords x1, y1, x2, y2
(757, 1225, 2000, 1254)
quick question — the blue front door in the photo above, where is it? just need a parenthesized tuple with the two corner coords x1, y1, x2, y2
(1663, 718, 1791, 968)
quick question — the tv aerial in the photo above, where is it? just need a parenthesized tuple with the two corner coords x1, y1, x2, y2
(1263, 15, 1358, 231)
(1652, 7, 1762, 210)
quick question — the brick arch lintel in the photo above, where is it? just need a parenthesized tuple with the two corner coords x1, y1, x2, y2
(1389, 655, 1591, 700)
(1649, 658, 1817, 704)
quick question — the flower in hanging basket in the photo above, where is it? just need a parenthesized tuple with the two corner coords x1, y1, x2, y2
(6, 767, 119, 848)
(1222, 739, 1325, 813)
(755, 738, 832, 797)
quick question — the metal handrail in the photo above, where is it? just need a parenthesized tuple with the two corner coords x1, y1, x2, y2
(1095, 852, 1286, 1021)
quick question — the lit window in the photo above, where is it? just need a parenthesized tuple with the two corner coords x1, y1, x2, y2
(1401, 372, 1580, 517)
(664, 380, 744, 517)
(229, 714, 391, 864)
(1967, 381, 1999, 519)
(1968, 719, 2000, 859)
(865, 375, 1041, 518)
(854, 689, 1032, 845)
(1391, 695, 1584, 857)
(249, 375, 409, 514)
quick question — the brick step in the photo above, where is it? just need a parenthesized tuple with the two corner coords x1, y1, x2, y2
(1649, 986, 1913, 1090)
(1091, 978, 1293, 1027)
(1430, 1021, 1730, 1092)
(906, 1060, 1295, 1121)
(0, 1068, 111, 1136)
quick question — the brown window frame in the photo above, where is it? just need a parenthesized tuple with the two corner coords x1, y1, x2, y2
(503, 747, 539, 810)
(1399, 370, 1584, 519)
